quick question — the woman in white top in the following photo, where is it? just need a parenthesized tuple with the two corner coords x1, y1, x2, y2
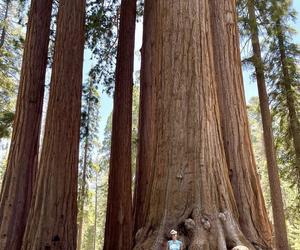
(167, 230, 183, 250)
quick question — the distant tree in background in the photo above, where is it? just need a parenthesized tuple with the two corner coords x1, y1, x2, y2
(0, 0, 25, 139)
(238, 0, 289, 248)
(85, 0, 120, 95)
(247, 97, 300, 249)
(239, 0, 300, 205)
(264, 0, 300, 198)
(238, 1, 300, 246)
(77, 74, 101, 250)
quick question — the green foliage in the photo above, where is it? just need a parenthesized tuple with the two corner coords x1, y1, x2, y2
(79, 161, 108, 250)
(263, 1, 300, 196)
(85, 0, 144, 94)
(77, 74, 101, 238)
(238, 0, 300, 208)
(81, 183, 98, 250)
(80, 74, 101, 143)
(0, 0, 24, 139)
(79, 83, 140, 249)
(0, 111, 14, 138)
(0, 156, 7, 187)
(247, 97, 300, 249)
(85, 0, 120, 94)
(100, 85, 140, 173)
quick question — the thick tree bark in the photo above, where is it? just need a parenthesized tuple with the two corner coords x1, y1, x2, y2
(21, 0, 85, 249)
(209, 0, 273, 248)
(103, 0, 136, 249)
(247, 1, 289, 249)
(133, 1, 261, 249)
(275, 19, 300, 189)
(0, 1, 52, 249)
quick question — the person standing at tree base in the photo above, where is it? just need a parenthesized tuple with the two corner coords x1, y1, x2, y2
(167, 230, 183, 250)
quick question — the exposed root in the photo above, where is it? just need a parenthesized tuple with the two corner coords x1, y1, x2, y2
(133, 210, 258, 250)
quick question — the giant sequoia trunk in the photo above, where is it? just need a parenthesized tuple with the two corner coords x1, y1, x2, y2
(0, 1, 52, 249)
(103, 0, 136, 249)
(133, 1, 265, 249)
(209, 0, 273, 248)
(247, 1, 289, 249)
(21, 0, 85, 249)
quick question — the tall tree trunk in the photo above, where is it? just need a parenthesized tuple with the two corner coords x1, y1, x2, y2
(21, 0, 85, 249)
(0, 1, 52, 249)
(133, 0, 263, 249)
(103, 0, 136, 249)
(275, 19, 300, 188)
(77, 85, 93, 250)
(209, 0, 273, 248)
(0, 0, 10, 49)
(247, 1, 289, 249)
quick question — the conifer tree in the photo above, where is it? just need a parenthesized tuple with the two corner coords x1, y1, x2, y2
(78, 75, 100, 250)
(246, 0, 289, 248)
(265, 0, 300, 197)
(0, 1, 52, 249)
(21, 0, 85, 248)
(103, 0, 136, 248)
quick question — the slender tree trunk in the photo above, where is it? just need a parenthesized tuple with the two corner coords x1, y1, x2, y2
(77, 86, 93, 250)
(133, 0, 154, 233)
(0, 1, 52, 249)
(133, 1, 264, 249)
(209, 0, 273, 248)
(21, 0, 85, 249)
(0, 0, 10, 49)
(247, 1, 289, 249)
(103, 0, 136, 249)
(93, 171, 98, 250)
(275, 19, 300, 188)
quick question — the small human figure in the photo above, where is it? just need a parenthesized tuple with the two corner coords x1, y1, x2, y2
(167, 230, 183, 250)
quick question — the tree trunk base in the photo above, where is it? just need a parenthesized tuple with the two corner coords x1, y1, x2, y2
(133, 210, 268, 250)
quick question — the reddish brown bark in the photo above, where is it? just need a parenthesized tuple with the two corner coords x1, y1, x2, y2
(103, 0, 136, 249)
(0, 1, 52, 249)
(209, 0, 273, 248)
(133, 1, 260, 249)
(21, 0, 85, 249)
(133, 0, 155, 234)
(247, 1, 289, 249)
